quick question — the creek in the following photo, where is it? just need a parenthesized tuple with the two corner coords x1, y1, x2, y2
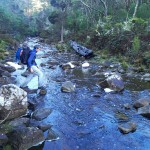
(12, 37, 150, 150)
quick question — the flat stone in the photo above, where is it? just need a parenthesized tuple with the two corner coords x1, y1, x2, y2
(118, 122, 137, 134)
(32, 108, 52, 121)
(133, 98, 150, 109)
(138, 105, 150, 118)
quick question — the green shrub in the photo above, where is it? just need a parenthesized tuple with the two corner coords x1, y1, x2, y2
(131, 18, 148, 34)
(121, 60, 129, 70)
(132, 36, 140, 54)
(0, 40, 6, 59)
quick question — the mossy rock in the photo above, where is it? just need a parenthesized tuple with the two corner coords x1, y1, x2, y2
(0, 123, 13, 134)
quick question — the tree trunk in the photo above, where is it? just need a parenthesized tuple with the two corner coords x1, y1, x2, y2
(133, 0, 139, 18)
(60, 21, 64, 43)
(99, 0, 108, 17)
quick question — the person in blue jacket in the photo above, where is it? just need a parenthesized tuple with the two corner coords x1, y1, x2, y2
(21, 45, 44, 89)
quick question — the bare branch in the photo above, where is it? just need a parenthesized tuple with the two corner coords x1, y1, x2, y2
(133, 0, 139, 18)
(0, 110, 12, 125)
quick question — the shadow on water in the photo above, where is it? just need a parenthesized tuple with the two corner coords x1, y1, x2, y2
(27, 38, 150, 150)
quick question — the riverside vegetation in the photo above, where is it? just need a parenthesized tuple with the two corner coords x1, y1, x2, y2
(0, 0, 150, 71)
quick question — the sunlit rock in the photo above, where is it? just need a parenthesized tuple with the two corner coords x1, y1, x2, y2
(82, 62, 90, 68)
(104, 88, 114, 93)
(61, 81, 76, 92)
(6, 62, 22, 70)
(60, 62, 75, 70)
(106, 73, 124, 92)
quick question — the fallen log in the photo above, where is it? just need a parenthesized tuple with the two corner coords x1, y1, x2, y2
(70, 40, 93, 57)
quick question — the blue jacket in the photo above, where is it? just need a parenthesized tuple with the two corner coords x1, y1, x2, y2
(27, 48, 37, 69)
(15, 47, 22, 61)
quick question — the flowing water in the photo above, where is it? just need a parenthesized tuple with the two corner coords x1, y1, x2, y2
(14, 38, 150, 150)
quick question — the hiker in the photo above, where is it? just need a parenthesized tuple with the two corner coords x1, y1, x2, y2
(15, 44, 23, 64)
(20, 45, 44, 89)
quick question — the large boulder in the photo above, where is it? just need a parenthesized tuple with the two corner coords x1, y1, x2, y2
(106, 74, 124, 92)
(0, 84, 28, 121)
(98, 73, 124, 92)
(8, 126, 45, 150)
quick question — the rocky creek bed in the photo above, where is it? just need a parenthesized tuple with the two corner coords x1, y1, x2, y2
(0, 37, 150, 150)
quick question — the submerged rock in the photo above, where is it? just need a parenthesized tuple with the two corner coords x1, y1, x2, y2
(46, 129, 59, 141)
(115, 111, 129, 121)
(123, 103, 131, 110)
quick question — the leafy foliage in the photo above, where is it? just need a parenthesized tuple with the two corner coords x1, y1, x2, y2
(0, 40, 7, 59)
(132, 36, 140, 54)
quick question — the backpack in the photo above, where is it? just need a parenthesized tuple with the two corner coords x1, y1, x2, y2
(15, 47, 22, 60)
(20, 47, 31, 65)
